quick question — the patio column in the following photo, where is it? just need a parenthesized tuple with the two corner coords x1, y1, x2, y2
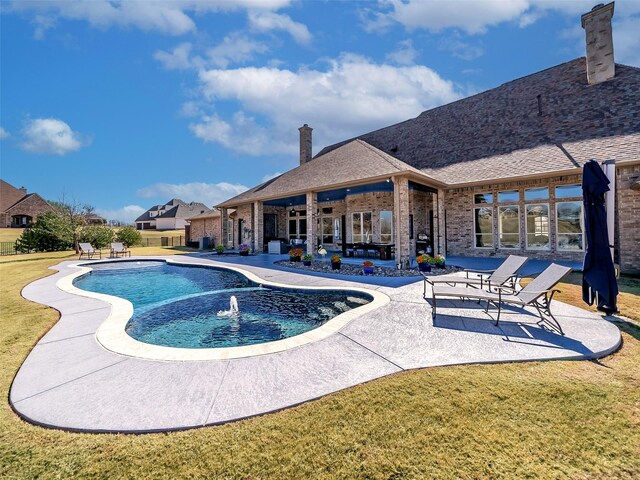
(436, 188, 446, 255)
(306, 192, 317, 255)
(253, 201, 264, 253)
(393, 176, 410, 268)
(221, 208, 229, 248)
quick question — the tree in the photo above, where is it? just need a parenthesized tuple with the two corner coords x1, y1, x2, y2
(15, 210, 74, 252)
(77, 225, 115, 249)
(48, 199, 97, 251)
(115, 226, 142, 247)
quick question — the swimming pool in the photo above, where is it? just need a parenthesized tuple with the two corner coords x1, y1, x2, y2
(74, 261, 373, 349)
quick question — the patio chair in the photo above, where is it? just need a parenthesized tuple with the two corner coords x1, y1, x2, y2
(110, 242, 131, 258)
(424, 263, 572, 335)
(422, 255, 528, 297)
(78, 243, 101, 260)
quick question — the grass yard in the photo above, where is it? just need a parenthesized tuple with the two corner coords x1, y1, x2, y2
(0, 228, 23, 242)
(0, 253, 638, 479)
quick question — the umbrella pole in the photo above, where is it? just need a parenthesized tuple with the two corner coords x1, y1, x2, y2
(602, 160, 616, 267)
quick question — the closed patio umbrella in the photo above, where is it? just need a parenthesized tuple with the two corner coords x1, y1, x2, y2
(582, 160, 618, 313)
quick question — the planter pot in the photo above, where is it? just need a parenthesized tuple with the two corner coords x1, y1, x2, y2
(436, 262, 445, 269)
(239, 250, 249, 256)
(418, 262, 431, 272)
(303, 260, 312, 266)
(363, 266, 375, 275)
(290, 256, 301, 262)
(331, 262, 341, 270)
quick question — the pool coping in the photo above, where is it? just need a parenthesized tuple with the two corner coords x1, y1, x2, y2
(63, 258, 390, 361)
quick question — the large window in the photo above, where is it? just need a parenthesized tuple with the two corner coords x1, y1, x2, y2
(288, 211, 307, 242)
(556, 184, 582, 199)
(380, 211, 393, 244)
(474, 206, 493, 248)
(556, 202, 584, 251)
(321, 217, 333, 244)
(227, 219, 233, 245)
(499, 205, 520, 249)
(526, 204, 549, 249)
(352, 212, 372, 243)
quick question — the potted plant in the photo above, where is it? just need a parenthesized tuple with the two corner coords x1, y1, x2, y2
(239, 243, 250, 256)
(215, 245, 225, 254)
(362, 260, 375, 275)
(303, 254, 313, 266)
(417, 254, 433, 272)
(331, 254, 341, 270)
(289, 248, 303, 262)
(435, 255, 446, 269)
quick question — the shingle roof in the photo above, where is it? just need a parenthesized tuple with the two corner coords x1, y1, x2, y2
(317, 58, 640, 178)
(0, 179, 27, 212)
(187, 208, 221, 220)
(218, 140, 436, 207)
(158, 202, 210, 219)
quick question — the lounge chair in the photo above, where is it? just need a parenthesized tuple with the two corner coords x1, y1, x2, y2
(422, 255, 528, 297)
(424, 263, 572, 335)
(110, 242, 131, 258)
(78, 243, 101, 259)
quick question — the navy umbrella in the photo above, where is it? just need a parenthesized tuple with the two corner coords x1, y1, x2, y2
(582, 160, 618, 313)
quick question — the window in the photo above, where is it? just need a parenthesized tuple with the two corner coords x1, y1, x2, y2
(526, 204, 549, 249)
(288, 211, 307, 241)
(380, 211, 393, 244)
(525, 187, 549, 201)
(499, 205, 520, 249)
(556, 202, 584, 251)
(227, 219, 233, 245)
(334, 218, 341, 241)
(321, 217, 333, 244)
(556, 184, 582, 199)
(352, 212, 372, 242)
(498, 190, 519, 203)
(474, 206, 493, 248)
(474, 193, 493, 204)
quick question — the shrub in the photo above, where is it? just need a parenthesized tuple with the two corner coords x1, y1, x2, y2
(215, 245, 225, 253)
(331, 254, 341, 263)
(435, 255, 446, 266)
(288, 248, 303, 257)
(78, 225, 114, 249)
(303, 254, 313, 261)
(15, 210, 74, 252)
(239, 243, 250, 252)
(115, 226, 142, 247)
(362, 260, 374, 267)
(417, 254, 433, 264)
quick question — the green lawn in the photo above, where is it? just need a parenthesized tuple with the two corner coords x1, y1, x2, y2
(0, 252, 638, 479)
(0, 228, 23, 242)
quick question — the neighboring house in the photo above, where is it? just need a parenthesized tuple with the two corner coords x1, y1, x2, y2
(217, 3, 640, 274)
(0, 179, 52, 228)
(135, 198, 210, 231)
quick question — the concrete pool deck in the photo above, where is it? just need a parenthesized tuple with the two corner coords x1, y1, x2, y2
(10, 255, 621, 433)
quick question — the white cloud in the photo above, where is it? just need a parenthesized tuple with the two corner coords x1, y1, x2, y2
(385, 39, 418, 65)
(95, 205, 146, 224)
(136, 182, 249, 207)
(154, 42, 200, 70)
(0, 127, 10, 140)
(248, 11, 312, 44)
(9, 0, 294, 37)
(439, 33, 484, 60)
(32, 14, 56, 39)
(379, 0, 530, 34)
(207, 32, 269, 68)
(19, 118, 89, 155)
(191, 53, 462, 157)
(261, 171, 283, 182)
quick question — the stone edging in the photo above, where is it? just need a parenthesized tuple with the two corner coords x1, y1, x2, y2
(57, 258, 390, 361)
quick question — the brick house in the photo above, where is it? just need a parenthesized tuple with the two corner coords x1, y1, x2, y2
(0, 179, 52, 228)
(216, 3, 640, 274)
(185, 208, 222, 247)
(135, 198, 210, 231)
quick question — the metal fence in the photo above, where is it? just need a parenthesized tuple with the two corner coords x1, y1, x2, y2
(0, 242, 18, 256)
(141, 236, 185, 247)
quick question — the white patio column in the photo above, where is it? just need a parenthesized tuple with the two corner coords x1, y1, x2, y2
(253, 201, 264, 254)
(306, 192, 317, 255)
(393, 176, 410, 268)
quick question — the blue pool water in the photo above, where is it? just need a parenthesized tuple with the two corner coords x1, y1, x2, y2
(74, 261, 371, 348)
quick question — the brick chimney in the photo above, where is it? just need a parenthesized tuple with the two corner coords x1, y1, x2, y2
(298, 124, 312, 165)
(581, 2, 615, 85)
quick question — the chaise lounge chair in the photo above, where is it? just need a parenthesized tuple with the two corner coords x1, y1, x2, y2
(78, 242, 101, 260)
(422, 255, 528, 297)
(424, 263, 572, 335)
(110, 242, 131, 258)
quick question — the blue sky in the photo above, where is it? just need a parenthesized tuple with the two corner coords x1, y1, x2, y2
(1, 0, 639, 223)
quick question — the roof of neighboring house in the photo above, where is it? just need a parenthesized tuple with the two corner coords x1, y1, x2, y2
(156, 202, 210, 220)
(187, 208, 221, 221)
(0, 179, 28, 212)
(218, 139, 434, 207)
(316, 59, 640, 176)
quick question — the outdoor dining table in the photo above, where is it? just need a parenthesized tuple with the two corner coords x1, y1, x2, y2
(343, 242, 394, 260)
